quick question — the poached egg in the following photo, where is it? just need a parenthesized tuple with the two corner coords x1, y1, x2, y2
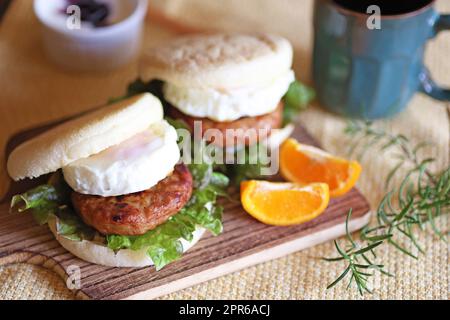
(63, 120, 180, 197)
(163, 70, 295, 122)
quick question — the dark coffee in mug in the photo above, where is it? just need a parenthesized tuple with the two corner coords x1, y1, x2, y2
(332, 0, 432, 15)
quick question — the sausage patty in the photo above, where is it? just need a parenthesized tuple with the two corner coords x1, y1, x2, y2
(167, 102, 284, 148)
(71, 164, 193, 236)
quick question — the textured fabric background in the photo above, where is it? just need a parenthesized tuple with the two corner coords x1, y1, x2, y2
(0, 0, 448, 300)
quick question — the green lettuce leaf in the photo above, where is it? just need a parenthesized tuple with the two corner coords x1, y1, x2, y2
(224, 144, 271, 186)
(165, 116, 190, 132)
(11, 185, 60, 225)
(10, 177, 96, 241)
(56, 206, 97, 241)
(108, 79, 164, 104)
(282, 80, 316, 126)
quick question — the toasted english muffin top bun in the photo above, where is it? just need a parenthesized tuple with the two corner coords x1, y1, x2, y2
(7, 93, 164, 181)
(140, 33, 294, 89)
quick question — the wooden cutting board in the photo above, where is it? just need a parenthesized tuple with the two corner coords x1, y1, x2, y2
(0, 119, 371, 300)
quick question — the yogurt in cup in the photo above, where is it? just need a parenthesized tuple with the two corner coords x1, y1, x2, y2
(34, 0, 148, 71)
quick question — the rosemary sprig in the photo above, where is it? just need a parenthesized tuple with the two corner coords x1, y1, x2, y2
(364, 163, 449, 259)
(323, 209, 393, 295)
(324, 121, 449, 295)
(344, 121, 436, 187)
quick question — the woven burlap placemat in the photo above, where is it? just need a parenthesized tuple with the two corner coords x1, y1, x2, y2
(0, 0, 448, 300)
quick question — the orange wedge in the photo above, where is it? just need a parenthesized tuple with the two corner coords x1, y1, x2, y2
(240, 181, 330, 226)
(280, 138, 362, 198)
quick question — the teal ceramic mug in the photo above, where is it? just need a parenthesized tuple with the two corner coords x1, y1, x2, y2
(313, 0, 450, 119)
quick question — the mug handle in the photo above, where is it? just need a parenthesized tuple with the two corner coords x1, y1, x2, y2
(419, 13, 450, 101)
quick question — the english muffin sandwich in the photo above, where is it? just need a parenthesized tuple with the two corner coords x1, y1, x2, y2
(140, 33, 305, 148)
(7, 93, 228, 270)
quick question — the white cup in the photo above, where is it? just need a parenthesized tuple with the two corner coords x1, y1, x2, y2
(34, 0, 148, 72)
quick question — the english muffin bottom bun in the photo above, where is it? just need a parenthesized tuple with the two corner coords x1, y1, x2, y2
(7, 93, 215, 269)
(49, 217, 206, 268)
(140, 33, 296, 148)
